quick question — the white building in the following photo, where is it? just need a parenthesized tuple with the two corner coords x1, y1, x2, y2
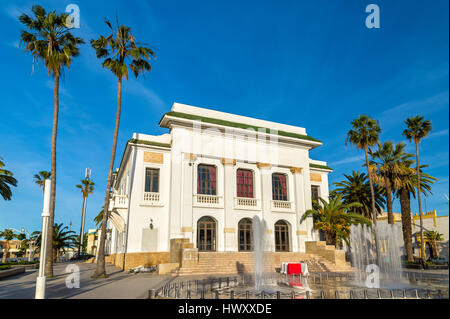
(105, 103, 334, 270)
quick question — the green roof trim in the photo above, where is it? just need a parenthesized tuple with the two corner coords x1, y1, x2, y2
(128, 138, 171, 148)
(309, 163, 333, 171)
(160, 111, 322, 144)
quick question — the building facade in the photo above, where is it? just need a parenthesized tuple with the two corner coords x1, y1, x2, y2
(105, 103, 333, 267)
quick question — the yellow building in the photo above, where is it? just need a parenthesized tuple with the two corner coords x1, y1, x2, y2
(378, 210, 449, 259)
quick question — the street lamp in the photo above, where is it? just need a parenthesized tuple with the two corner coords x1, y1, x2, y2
(78, 168, 91, 256)
(35, 179, 51, 299)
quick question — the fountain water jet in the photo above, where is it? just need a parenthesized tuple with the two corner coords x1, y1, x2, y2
(350, 223, 403, 288)
(252, 215, 266, 292)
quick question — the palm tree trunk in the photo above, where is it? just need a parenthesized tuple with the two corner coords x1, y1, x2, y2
(400, 188, 414, 262)
(2, 241, 9, 263)
(93, 77, 122, 278)
(386, 182, 394, 224)
(45, 73, 59, 276)
(364, 146, 377, 223)
(415, 140, 425, 262)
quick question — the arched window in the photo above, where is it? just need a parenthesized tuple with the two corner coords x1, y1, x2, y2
(197, 216, 217, 251)
(272, 173, 288, 201)
(274, 220, 290, 252)
(238, 218, 253, 251)
(236, 169, 254, 198)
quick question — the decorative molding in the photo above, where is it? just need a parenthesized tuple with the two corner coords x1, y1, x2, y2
(310, 173, 322, 182)
(144, 151, 164, 164)
(224, 228, 235, 233)
(296, 230, 308, 235)
(221, 158, 237, 166)
(257, 162, 272, 169)
(181, 227, 193, 233)
(184, 153, 197, 161)
(289, 167, 303, 174)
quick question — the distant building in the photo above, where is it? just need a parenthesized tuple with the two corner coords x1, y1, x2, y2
(87, 229, 99, 255)
(377, 210, 449, 259)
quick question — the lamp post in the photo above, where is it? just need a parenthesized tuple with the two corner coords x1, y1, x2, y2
(35, 179, 51, 299)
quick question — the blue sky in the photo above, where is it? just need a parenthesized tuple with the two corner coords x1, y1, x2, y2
(0, 0, 448, 235)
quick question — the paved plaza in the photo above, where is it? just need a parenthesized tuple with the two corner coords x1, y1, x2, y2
(0, 262, 448, 299)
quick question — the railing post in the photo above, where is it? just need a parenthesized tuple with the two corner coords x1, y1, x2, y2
(245, 291, 250, 299)
(276, 291, 281, 299)
(363, 290, 368, 299)
(377, 289, 382, 299)
(200, 289, 205, 299)
(148, 289, 155, 299)
(230, 290, 235, 299)
(320, 290, 325, 299)
(403, 290, 407, 299)
(349, 290, 354, 299)
(414, 289, 419, 299)
(390, 290, 394, 299)
(227, 277, 230, 287)
(291, 291, 295, 299)
(187, 289, 191, 299)
(306, 291, 311, 299)
(335, 290, 339, 299)
(215, 290, 220, 299)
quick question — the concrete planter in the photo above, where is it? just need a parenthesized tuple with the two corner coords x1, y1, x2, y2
(0, 267, 25, 280)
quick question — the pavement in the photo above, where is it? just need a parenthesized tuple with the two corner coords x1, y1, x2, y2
(0, 262, 173, 299)
(1, 262, 447, 299)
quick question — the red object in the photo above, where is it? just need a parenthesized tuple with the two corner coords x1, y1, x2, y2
(287, 263, 302, 275)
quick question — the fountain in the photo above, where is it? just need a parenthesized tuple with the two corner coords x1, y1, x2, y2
(252, 215, 266, 292)
(350, 223, 403, 288)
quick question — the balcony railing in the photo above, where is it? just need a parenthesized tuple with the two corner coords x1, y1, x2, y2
(112, 194, 128, 209)
(271, 200, 293, 211)
(143, 192, 161, 205)
(194, 194, 223, 207)
(234, 197, 260, 210)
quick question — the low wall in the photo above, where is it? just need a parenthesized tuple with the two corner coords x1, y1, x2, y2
(106, 252, 170, 271)
(0, 267, 25, 279)
(305, 241, 347, 266)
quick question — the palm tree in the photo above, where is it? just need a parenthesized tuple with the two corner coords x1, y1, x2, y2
(403, 115, 432, 262)
(76, 178, 94, 254)
(346, 115, 381, 223)
(32, 223, 77, 262)
(94, 207, 105, 226)
(90, 19, 155, 278)
(396, 160, 437, 262)
(0, 157, 18, 201)
(33, 171, 51, 193)
(0, 229, 16, 263)
(19, 5, 84, 276)
(300, 195, 371, 247)
(424, 231, 444, 258)
(331, 171, 385, 220)
(369, 142, 413, 224)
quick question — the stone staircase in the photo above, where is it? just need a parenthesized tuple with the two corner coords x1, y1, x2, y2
(166, 248, 353, 276)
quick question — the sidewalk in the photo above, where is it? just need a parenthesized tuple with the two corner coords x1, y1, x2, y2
(0, 262, 171, 299)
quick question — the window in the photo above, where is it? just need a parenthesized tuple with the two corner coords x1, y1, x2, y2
(275, 220, 290, 252)
(197, 216, 217, 251)
(238, 218, 253, 251)
(272, 173, 288, 201)
(197, 165, 217, 195)
(311, 185, 320, 203)
(144, 168, 159, 193)
(236, 169, 254, 198)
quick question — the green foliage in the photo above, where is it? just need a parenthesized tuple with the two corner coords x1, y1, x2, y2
(76, 178, 95, 199)
(33, 170, 51, 192)
(346, 115, 381, 151)
(19, 5, 85, 77)
(403, 116, 432, 143)
(330, 171, 385, 219)
(301, 195, 371, 247)
(90, 19, 155, 80)
(0, 157, 18, 201)
(0, 229, 15, 241)
(0, 265, 12, 271)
